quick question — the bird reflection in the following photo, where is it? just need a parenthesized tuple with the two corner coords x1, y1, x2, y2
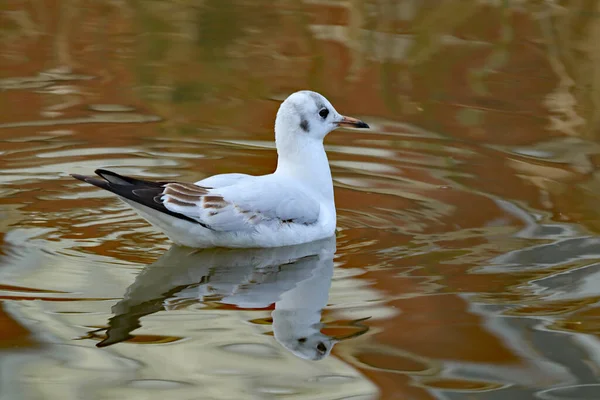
(84, 235, 369, 360)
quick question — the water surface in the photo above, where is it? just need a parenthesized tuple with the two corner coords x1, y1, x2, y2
(3, 1, 600, 399)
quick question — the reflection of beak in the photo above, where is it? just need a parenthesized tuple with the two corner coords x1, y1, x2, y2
(330, 316, 371, 343)
(337, 115, 370, 129)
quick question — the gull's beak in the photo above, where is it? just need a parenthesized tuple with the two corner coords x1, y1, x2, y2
(337, 115, 370, 129)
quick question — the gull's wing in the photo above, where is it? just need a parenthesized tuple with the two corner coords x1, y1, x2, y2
(71, 170, 320, 232)
(195, 173, 252, 188)
(71, 169, 211, 228)
(163, 176, 321, 231)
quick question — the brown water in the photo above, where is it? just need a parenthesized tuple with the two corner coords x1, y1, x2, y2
(4, 1, 600, 399)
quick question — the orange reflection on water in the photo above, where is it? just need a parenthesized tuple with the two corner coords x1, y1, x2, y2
(5, 1, 600, 399)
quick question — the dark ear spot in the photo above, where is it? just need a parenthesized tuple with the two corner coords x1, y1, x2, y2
(298, 337, 307, 343)
(300, 119, 309, 132)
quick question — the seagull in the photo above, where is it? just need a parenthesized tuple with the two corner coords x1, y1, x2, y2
(71, 90, 369, 248)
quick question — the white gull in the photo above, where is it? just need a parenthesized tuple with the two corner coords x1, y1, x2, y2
(71, 90, 369, 248)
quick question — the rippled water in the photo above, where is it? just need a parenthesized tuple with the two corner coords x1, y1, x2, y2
(5, 1, 600, 399)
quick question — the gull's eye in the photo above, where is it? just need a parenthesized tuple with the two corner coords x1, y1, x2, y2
(319, 108, 329, 119)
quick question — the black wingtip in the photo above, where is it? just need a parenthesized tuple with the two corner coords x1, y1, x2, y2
(70, 173, 88, 182)
(71, 173, 104, 185)
(69, 169, 206, 227)
(95, 168, 113, 176)
(94, 168, 119, 181)
(93, 169, 153, 186)
(70, 172, 110, 189)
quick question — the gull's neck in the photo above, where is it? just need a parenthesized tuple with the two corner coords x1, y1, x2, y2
(273, 254, 334, 338)
(274, 134, 334, 202)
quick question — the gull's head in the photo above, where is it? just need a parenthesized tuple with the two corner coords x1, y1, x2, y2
(276, 330, 337, 361)
(275, 90, 369, 143)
